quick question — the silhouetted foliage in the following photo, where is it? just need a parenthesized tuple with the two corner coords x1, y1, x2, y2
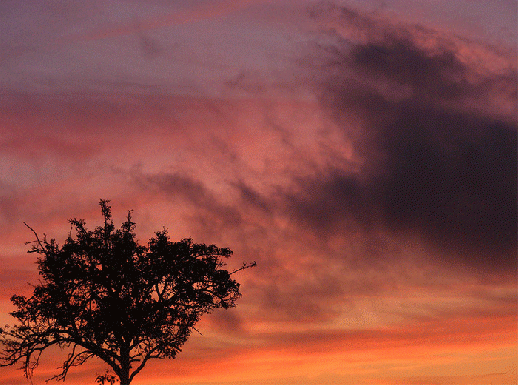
(0, 200, 255, 385)
(96, 370, 118, 385)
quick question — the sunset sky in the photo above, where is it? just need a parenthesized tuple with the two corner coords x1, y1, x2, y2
(0, 1, 516, 384)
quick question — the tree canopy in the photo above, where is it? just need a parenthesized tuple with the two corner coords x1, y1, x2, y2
(0, 200, 254, 385)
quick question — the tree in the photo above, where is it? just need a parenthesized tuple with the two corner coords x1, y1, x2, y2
(0, 200, 255, 385)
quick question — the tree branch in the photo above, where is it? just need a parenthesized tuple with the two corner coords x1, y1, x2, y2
(231, 261, 257, 274)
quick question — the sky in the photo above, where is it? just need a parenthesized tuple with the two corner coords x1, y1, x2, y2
(0, 0, 516, 384)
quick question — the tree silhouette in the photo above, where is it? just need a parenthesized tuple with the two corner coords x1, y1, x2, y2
(0, 200, 254, 385)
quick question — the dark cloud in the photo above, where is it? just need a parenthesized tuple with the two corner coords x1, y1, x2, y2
(231, 179, 272, 212)
(133, 171, 240, 214)
(132, 171, 244, 238)
(135, 171, 215, 207)
(290, 4, 518, 273)
(377, 107, 516, 261)
(349, 38, 468, 100)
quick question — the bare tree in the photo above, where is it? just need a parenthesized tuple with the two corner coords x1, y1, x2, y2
(0, 200, 254, 385)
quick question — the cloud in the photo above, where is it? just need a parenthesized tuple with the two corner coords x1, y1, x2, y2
(131, 170, 245, 240)
(0, 4, 515, 383)
(67, 0, 261, 42)
(282, 3, 517, 274)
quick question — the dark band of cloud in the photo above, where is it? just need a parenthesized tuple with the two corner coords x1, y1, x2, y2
(289, 4, 517, 274)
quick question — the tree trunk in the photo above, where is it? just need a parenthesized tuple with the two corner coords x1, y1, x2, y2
(119, 344, 131, 385)
(118, 371, 131, 385)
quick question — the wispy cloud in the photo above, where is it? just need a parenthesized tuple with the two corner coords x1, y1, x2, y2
(64, 0, 262, 42)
